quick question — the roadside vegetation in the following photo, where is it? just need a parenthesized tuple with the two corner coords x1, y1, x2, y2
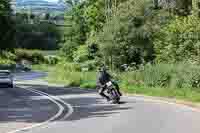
(2, 0, 200, 103)
(45, 0, 200, 103)
(0, 0, 61, 70)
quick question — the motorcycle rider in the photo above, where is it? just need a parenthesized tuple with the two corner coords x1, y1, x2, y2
(96, 65, 122, 101)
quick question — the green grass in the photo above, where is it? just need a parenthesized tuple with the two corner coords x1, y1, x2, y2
(121, 84, 200, 103)
(31, 64, 55, 72)
(47, 71, 200, 103)
(41, 50, 59, 56)
(36, 63, 200, 103)
(48, 72, 200, 103)
(48, 70, 97, 87)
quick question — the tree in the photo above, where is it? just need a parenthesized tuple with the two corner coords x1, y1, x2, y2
(61, 2, 89, 58)
(83, 0, 106, 33)
(45, 13, 50, 21)
(16, 22, 62, 50)
(30, 13, 35, 20)
(61, 0, 107, 61)
(0, 0, 15, 50)
(98, 0, 155, 69)
(154, 15, 200, 63)
(175, 0, 192, 16)
(153, 0, 159, 9)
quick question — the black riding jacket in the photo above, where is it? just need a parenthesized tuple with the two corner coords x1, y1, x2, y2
(96, 71, 111, 86)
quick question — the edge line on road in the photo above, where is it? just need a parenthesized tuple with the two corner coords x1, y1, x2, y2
(66, 87, 200, 113)
(6, 86, 73, 133)
(27, 87, 74, 121)
(74, 87, 200, 113)
(125, 95, 200, 113)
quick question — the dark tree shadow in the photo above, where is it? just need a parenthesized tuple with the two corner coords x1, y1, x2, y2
(0, 83, 132, 124)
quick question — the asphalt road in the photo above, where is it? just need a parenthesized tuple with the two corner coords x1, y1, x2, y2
(0, 71, 200, 133)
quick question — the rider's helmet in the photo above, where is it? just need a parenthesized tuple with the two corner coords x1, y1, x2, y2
(98, 64, 108, 72)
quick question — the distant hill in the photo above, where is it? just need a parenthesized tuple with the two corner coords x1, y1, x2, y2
(12, 0, 68, 13)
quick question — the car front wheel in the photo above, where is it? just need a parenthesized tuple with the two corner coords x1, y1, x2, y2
(8, 84, 14, 88)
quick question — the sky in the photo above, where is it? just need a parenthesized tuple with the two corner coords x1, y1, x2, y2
(46, 0, 59, 2)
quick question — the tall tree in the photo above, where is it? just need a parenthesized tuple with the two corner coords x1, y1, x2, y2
(175, 0, 192, 16)
(0, 0, 15, 50)
(45, 13, 50, 21)
(153, 0, 159, 9)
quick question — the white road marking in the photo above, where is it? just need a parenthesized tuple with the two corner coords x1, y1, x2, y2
(27, 87, 74, 121)
(125, 96, 200, 113)
(70, 88, 200, 113)
(10, 78, 200, 133)
(48, 87, 200, 114)
(6, 86, 74, 133)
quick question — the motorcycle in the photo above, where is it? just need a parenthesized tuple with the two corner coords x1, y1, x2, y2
(105, 81, 121, 104)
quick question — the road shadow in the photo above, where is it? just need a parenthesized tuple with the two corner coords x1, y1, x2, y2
(0, 86, 59, 123)
(118, 101, 127, 104)
(0, 83, 132, 124)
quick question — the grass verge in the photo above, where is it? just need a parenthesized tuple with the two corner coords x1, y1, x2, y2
(31, 64, 55, 72)
(34, 63, 200, 104)
(47, 72, 200, 103)
(121, 84, 200, 103)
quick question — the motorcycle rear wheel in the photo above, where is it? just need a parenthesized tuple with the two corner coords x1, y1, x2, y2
(111, 89, 120, 104)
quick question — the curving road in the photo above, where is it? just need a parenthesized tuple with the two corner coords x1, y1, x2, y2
(0, 71, 200, 133)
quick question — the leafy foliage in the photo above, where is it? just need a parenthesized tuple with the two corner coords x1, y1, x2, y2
(154, 15, 200, 63)
(73, 45, 89, 63)
(45, 56, 60, 65)
(14, 49, 45, 64)
(119, 63, 200, 89)
(83, 0, 106, 33)
(97, 0, 155, 69)
(0, 0, 15, 50)
(61, 0, 177, 70)
(16, 22, 62, 50)
(60, 0, 106, 61)
(60, 41, 78, 61)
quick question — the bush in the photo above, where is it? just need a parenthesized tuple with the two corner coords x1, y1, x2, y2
(119, 63, 200, 89)
(48, 62, 97, 87)
(80, 60, 97, 71)
(73, 45, 89, 63)
(0, 51, 16, 61)
(0, 51, 16, 70)
(15, 49, 45, 64)
(154, 15, 200, 63)
(0, 58, 16, 70)
(60, 41, 79, 61)
(56, 61, 81, 72)
(45, 56, 59, 65)
(97, 0, 155, 68)
(0, 58, 15, 65)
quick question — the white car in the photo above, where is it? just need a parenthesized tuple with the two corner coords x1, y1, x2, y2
(0, 70, 14, 88)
